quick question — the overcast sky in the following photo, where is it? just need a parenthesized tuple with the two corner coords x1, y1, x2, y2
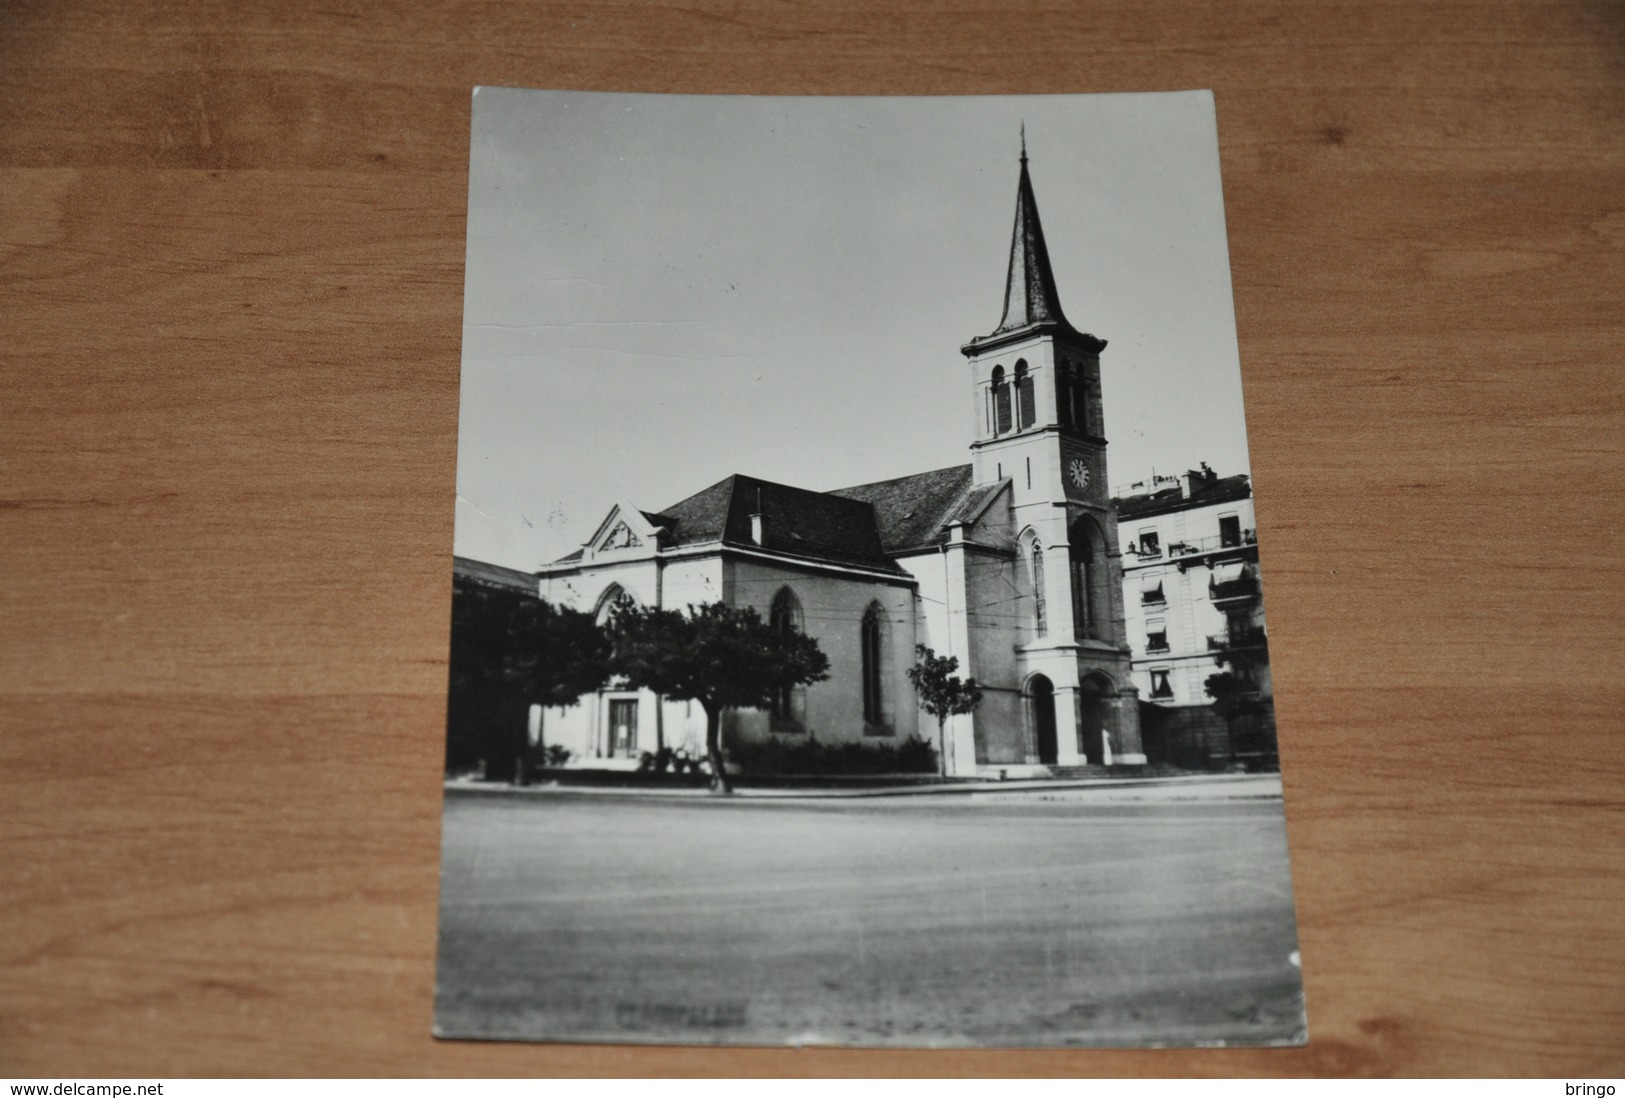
(455, 88, 1254, 571)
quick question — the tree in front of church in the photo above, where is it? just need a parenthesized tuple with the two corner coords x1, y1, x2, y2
(446, 589, 613, 783)
(906, 645, 984, 777)
(608, 600, 830, 794)
(504, 598, 616, 780)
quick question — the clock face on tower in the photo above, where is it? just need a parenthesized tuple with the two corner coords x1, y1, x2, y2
(1068, 457, 1091, 490)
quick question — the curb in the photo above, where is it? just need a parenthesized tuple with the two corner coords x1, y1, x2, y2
(443, 772, 1282, 802)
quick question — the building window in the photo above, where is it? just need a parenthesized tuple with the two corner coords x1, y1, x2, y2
(1210, 562, 1259, 602)
(1014, 359, 1034, 429)
(770, 587, 804, 730)
(1219, 512, 1242, 548)
(1140, 573, 1166, 606)
(1149, 668, 1174, 700)
(1030, 541, 1047, 636)
(991, 365, 1012, 434)
(1146, 618, 1169, 653)
(861, 603, 884, 727)
(1137, 528, 1160, 559)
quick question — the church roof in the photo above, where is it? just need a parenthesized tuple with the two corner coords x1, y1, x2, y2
(658, 474, 902, 573)
(829, 464, 978, 553)
(550, 463, 1001, 571)
(656, 476, 735, 549)
(962, 139, 1105, 356)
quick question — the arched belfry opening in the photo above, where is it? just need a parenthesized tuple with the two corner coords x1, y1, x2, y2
(1026, 674, 1058, 765)
(990, 365, 1012, 435)
(1014, 359, 1034, 429)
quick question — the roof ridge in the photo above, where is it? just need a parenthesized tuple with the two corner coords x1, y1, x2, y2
(829, 462, 971, 496)
(659, 472, 737, 516)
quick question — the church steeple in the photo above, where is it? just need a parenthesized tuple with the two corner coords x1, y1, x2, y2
(961, 131, 1110, 488)
(964, 134, 1103, 356)
(997, 131, 1069, 335)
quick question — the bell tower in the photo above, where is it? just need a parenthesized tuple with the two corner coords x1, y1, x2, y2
(961, 131, 1145, 767)
(962, 129, 1108, 512)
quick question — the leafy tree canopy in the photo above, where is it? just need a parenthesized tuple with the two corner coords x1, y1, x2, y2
(610, 600, 830, 711)
(906, 644, 984, 728)
(1203, 670, 1265, 721)
(506, 598, 615, 709)
(906, 645, 983, 777)
(609, 599, 831, 792)
(445, 589, 612, 782)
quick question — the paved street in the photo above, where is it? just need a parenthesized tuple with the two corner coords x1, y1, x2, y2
(434, 785, 1306, 1048)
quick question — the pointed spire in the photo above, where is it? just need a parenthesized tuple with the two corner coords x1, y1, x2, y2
(993, 133, 1069, 336)
(961, 132, 1105, 357)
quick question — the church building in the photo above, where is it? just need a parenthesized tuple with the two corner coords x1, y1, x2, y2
(528, 142, 1145, 777)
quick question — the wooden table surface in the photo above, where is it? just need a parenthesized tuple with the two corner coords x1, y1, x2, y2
(3, 0, 1623, 1078)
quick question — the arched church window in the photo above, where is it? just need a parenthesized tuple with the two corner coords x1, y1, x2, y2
(860, 603, 884, 726)
(770, 587, 804, 729)
(1015, 359, 1035, 429)
(1030, 540, 1047, 636)
(770, 586, 802, 633)
(1069, 517, 1107, 641)
(991, 366, 1012, 435)
(594, 583, 628, 626)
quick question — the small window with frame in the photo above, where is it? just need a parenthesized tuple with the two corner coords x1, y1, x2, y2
(1146, 618, 1169, 653)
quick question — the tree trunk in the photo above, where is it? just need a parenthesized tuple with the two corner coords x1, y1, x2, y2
(704, 705, 732, 794)
(508, 697, 529, 785)
(938, 715, 950, 778)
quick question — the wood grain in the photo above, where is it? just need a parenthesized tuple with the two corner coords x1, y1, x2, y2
(2, 0, 1622, 1077)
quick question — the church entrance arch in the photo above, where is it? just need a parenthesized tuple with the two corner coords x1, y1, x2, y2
(1077, 673, 1113, 765)
(1027, 674, 1057, 765)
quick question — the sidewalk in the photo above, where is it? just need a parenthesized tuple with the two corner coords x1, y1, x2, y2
(443, 771, 1283, 802)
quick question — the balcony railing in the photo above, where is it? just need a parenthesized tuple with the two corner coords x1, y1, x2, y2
(1210, 573, 1262, 603)
(1207, 627, 1267, 651)
(1166, 530, 1257, 558)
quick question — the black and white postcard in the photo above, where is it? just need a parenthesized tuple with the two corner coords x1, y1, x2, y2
(435, 87, 1306, 1048)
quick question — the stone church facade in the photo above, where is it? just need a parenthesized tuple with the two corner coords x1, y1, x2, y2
(527, 145, 1145, 777)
